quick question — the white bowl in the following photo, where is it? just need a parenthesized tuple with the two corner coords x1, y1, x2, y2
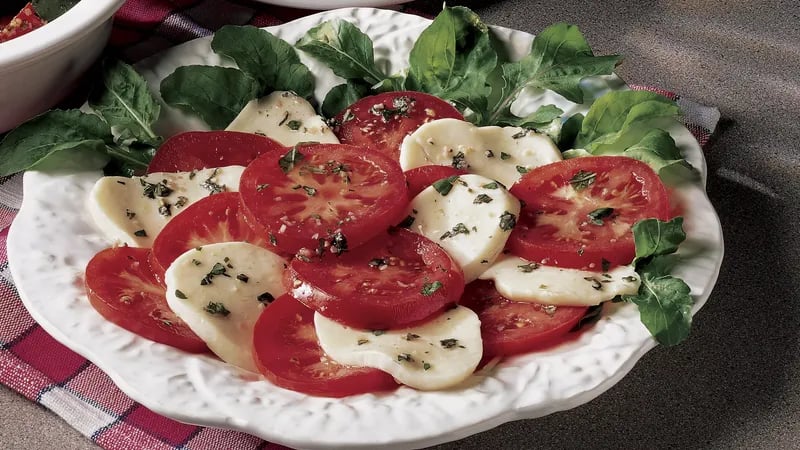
(0, 0, 126, 133)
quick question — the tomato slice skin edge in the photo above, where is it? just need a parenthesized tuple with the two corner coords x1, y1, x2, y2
(403, 165, 467, 199)
(508, 156, 671, 270)
(239, 143, 409, 255)
(146, 131, 286, 173)
(252, 294, 398, 398)
(151, 191, 274, 276)
(85, 246, 208, 354)
(460, 280, 589, 360)
(332, 91, 464, 162)
(284, 228, 465, 330)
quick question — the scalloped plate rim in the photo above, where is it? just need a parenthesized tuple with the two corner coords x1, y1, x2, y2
(7, 7, 724, 449)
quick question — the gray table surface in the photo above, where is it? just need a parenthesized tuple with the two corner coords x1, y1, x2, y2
(3, 0, 799, 448)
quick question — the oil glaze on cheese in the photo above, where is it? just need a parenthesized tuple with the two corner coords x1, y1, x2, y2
(88, 166, 244, 247)
(480, 255, 641, 306)
(408, 174, 520, 282)
(226, 91, 339, 146)
(399, 118, 562, 187)
(165, 242, 286, 372)
(314, 306, 482, 390)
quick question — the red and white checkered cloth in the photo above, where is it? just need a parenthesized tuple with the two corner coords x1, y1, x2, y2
(0, 1, 721, 449)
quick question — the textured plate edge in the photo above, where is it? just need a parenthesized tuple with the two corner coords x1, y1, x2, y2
(5, 8, 725, 450)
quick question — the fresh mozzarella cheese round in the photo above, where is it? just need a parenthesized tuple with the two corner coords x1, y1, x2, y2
(407, 173, 520, 282)
(398, 118, 562, 187)
(165, 242, 286, 372)
(314, 306, 482, 391)
(225, 90, 339, 146)
(480, 255, 641, 306)
(88, 166, 244, 247)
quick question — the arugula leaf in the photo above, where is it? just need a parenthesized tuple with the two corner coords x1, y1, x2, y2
(211, 25, 314, 99)
(296, 19, 388, 86)
(405, 6, 497, 122)
(494, 104, 563, 129)
(160, 66, 258, 130)
(622, 217, 693, 346)
(488, 23, 621, 123)
(566, 90, 698, 183)
(623, 129, 700, 184)
(32, 0, 79, 21)
(103, 145, 157, 177)
(558, 112, 584, 150)
(574, 90, 680, 150)
(322, 81, 371, 118)
(623, 264, 693, 346)
(89, 60, 162, 147)
(631, 217, 686, 267)
(0, 110, 112, 176)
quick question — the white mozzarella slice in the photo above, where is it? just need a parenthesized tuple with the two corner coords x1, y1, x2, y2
(225, 91, 339, 146)
(407, 174, 520, 282)
(314, 306, 482, 391)
(398, 118, 562, 187)
(87, 166, 244, 247)
(480, 255, 641, 306)
(165, 242, 286, 372)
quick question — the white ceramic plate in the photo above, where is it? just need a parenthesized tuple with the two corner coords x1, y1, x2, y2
(8, 8, 724, 450)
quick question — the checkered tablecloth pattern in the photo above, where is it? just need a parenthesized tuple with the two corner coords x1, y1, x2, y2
(0, 2, 721, 448)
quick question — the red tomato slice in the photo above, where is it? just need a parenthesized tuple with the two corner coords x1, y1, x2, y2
(403, 165, 466, 199)
(239, 143, 408, 255)
(0, 3, 45, 43)
(508, 156, 671, 270)
(331, 91, 464, 162)
(284, 228, 464, 330)
(84, 246, 208, 353)
(460, 280, 588, 359)
(151, 192, 274, 277)
(146, 131, 285, 173)
(252, 294, 398, 397)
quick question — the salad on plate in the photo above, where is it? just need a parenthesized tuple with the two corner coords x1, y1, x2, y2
(1, 6, 723, 448)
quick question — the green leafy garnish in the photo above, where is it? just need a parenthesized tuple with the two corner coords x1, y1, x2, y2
(421, 281, 443, 296)
(440, 338, 460, 349)
(432, 175, 460, 196)
(89, 60, 161, 147)
(620, 217, 693, 346)
(587, 207, 615, 226)
(322, 81, 371, 118)
(494, 104, 564, 131)
(0, 58, 161, 177)
(630, 217, 687, 267)
(517, 262, 540, 273)
(404, 6, 497, 123)
(439, 222, 471, 240)
(278, 147, 305, 173)
(204, 302, 231, 317)
(623, 261, 693, 346)
(487, 22, 621, 124)
(499, 211, 517, 231)
(296, 19, 396, 88)
(160, 66, 258, 130)
(622, 129, 700, 184)
(473, 193, 493, 204)
(575, 90, 680, 150)
(211, 25, 314, 99)
(0, 110, 111, 176)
